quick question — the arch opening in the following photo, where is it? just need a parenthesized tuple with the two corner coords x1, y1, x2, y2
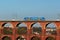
(31, 22, 42, 34)
(2, 23, 13, 35)
(31, 36, 40, 40)
(16, 36, 26, 40)
(46, 22, 57, 35)
(2, 36, 11, 40)
(45, 36, 55, 40)
(2, 23, 13, 28)
(16, 23, 27, 34)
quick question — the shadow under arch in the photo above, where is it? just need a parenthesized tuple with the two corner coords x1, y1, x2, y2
(2, 36, 11, 40)
(31, 22, 37, 27)
(45, 22, 52, 28)
(31, 36, 40, 40)
(16, 22, 27, 34)
(16, 22, 27, 27)
(45, 22, 57, 28)
(45, 36, 55, 40)
(2, 23, 7, 27)
(16, 36, 26, 40)
(45, 22, 57, 35)
(31, 22, 42, 34)
(16, 23, 22, 27)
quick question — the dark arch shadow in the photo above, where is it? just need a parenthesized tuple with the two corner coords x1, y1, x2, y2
(2, 36, 11, 40)
(2, 23, 7, 27)
(31, 36, 40, 40)
(45, 22, 52, 28)
(16, 22, 27, 27)
(2, 22, 13, 28)
(45, 37, 55, 40)
(31, 22, 37, 27)
(16, 23, 21, 27)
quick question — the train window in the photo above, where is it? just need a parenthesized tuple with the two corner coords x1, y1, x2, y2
(2, 23, 13, 34)
(16, 23, 27, 34)
(46, 22, 57, 35)
(31, 22, 42, 34)
(2, 36, 11, 40)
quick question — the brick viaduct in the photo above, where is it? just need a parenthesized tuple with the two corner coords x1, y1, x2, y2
(0, 20, 60, 40)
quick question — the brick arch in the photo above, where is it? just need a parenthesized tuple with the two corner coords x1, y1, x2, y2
(16, 22, 22, 27)
(45, 36, 56, 40)
(45, 22, 52, 28)
(16, 22, 28, 27)
(2, 23, 7, 27)
(30, 22, 42, 34)
(31, 36, 41, 40)
(16, 36, 26, 40)
(2, 22, 13, 28)
(45, 22, 57, 35)
(31, 22, 37, 27)
(1, 22, 13, 35)
(16, 22, 28, 34)
(45, 22, 57, 28)
(2, 36, 11, 40)
(30, 22, 42, 28)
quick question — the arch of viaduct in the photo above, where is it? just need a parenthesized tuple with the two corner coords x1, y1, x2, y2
(0, 21, 60, 40)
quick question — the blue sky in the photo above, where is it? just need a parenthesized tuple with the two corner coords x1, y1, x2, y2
(0, 0, 60, 20)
